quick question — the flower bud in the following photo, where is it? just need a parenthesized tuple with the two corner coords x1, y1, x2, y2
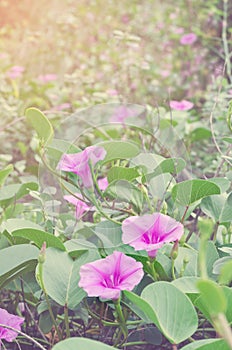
(38, 242, 46, 264)
(171, 240, 179, 260)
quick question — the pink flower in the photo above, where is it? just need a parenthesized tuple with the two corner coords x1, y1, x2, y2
(57, 146, 106, 188)
(122, 213, 184, 259)
(6, 65, 25, 79)
(180, 33, 197, 45)
(52, 103, 71, 111)
(106, 89, 118, 96)
(169, 100, 194, 111)
(64, 194, 91, 220)
(110, 106, 135, 124)
(98, 177, 108, 191)
(37, 74, 57, 83)
(0, 308, 24, 347)
(79, 251, 144, 300)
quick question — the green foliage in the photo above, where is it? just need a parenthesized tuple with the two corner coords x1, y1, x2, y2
(26, 107, 54, 145)
(172, 179, 221, 206)
(125, 282, 198, 344)
(52, 337, 115, 350)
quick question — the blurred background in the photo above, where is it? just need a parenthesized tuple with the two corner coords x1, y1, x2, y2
(0, 0, 231, 174)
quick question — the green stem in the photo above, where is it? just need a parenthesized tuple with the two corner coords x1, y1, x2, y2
(181, 205, 189, 224)
(171, 259, 176, 280)
(64, 303, 70, 338)
(147, 259, 159, 281)
(113, 299, 128, 342)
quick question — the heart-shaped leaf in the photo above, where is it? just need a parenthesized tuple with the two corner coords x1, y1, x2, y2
(172, 179, 220, 206)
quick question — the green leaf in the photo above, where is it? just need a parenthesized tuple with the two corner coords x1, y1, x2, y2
(47, 139, 80, 165)
(52, 337, 115, 350)
(41, 248, 99, 309)
(64, 239, 98, 258)
(201, 193, 232, 223)
(105, 180, 144, 212)
(144, 157, 186, 182)
(197, 279, 227, 316)
(222, 137, 232, 144)
(1, 219, 43, 232)
(189, 127, 212, 142)
(131, 153, 164, 173)
(107, 166, 140, 183)
(0, 182, 38, 207)
(98, 141, 140, 163)
(94, 221, 122, 249)
(172, 277, 201, 294)
(26, 107, 54, 145)
(126, 282, 198, 344)
(206, 178, 230, 193)
(0, 244, 39, 288)
(180, 338, 230, 350)
(123, 290, 159, 324)
(0, 164, 13, 187)
(172, 179, 220, 206)
(141, 282, 198, 343)
(12, 228, 66, 251)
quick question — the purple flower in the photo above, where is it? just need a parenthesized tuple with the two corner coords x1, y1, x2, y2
(57, 146, 106, 188)
(180, 33, 197, 45)
(0, 308, 24, 348)
(64, 194, 91, 220)
(170, 100, 194, 111)
(122, 213, 184, 258)
(98, 177, 108, 191)
(79, 251, 144, 300)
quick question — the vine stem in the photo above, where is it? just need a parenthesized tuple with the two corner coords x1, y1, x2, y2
(0, 324, 47, 350)
(113, 299, 128, 345)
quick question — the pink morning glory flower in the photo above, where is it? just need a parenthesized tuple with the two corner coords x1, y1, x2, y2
(122, 213, 184, 259)
(6, 65, 25, 79)
(37, 74, 57, 83)
(110, 106, 135, 124)
(64, 194, 91, 220)
(98, 177, 108, 191)
(52, 103, 71, 111)
(170, 100, 194, 111)
(180, 33, 197, 45)
(57, 145, 107, 188)
(0, 308, 24, 348)
(79, 251, 144, 300)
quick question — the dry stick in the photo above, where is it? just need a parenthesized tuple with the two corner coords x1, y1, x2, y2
(0, 116, 25, 133)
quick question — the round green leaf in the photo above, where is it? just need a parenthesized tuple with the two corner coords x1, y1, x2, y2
(52, 337, 115, 350)
(180, 338, 230, 350)
(141, 282, 198, 343)
(41, 248, 99, 310)
(26, 107, 54, 145)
